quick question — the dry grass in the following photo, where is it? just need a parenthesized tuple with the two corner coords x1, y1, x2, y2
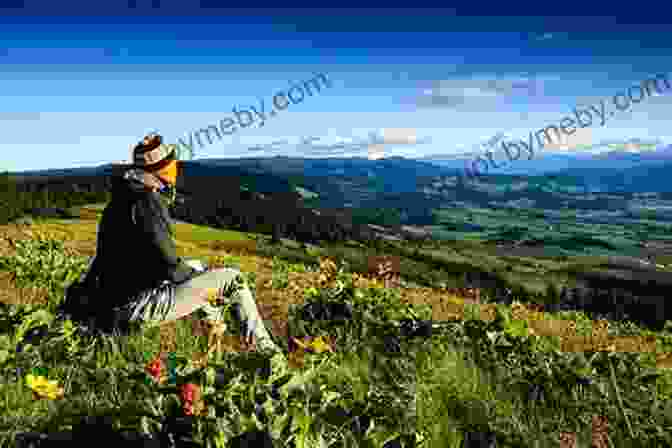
(0, 270, 50, 306)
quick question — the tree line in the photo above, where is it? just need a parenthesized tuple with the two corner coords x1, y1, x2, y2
(1, 169, 387, 245)
(0, 172, 111, 225)
(169, 185, 380, 245)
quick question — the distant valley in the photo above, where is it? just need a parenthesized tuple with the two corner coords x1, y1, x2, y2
(6, 154, 672, 265)
(5, 153, 672, 331)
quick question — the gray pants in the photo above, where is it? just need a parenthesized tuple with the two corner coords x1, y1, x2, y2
(117, 264, 280, 354)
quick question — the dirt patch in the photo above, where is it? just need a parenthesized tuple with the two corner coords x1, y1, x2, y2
(0, 271, 50, 306)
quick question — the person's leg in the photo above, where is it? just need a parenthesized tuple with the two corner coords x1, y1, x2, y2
(114, 267, 288, 380)
(165, 267, 280, 353)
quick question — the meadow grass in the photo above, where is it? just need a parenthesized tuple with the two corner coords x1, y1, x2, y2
(0, 207, 671, 447)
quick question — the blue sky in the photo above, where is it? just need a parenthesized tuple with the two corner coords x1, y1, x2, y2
(1, 2, 671, 172)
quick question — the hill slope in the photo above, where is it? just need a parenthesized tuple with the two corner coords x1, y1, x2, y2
(2, 207, 672, 447)
(3, 203, 672, 332)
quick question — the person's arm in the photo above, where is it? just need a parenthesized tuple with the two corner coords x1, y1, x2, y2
(133, 193, 198, 283)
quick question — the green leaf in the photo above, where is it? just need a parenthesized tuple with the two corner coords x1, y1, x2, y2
(0, 349, 10, 365)
(13, 309, 53, 345)
(367, 429, 402, 447)
(635, 369, 663, 385)
(504, 319, 529, 339)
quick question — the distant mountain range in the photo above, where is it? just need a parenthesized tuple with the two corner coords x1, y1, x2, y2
(418, 143, 672, 191)
(7, 146, 672, 197)
(9, 156, 459, 195)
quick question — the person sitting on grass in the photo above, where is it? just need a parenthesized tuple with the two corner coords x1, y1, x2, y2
(59, 133, 286, 365)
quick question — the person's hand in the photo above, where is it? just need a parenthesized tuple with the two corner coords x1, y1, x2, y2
(184, 259, 207, 273)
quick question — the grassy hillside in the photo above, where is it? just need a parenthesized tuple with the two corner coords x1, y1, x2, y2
(5, 203, 671, 321)
(1, 204, 671, 447)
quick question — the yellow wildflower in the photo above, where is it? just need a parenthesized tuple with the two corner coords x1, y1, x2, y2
(309, 336, 334, 354)
(205, 288, 220, 305)
(25, 374, 64, 400)
(445, 296, 464, 305)
(292, 335, 334, 354)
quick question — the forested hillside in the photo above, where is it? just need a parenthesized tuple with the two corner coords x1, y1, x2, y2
(0, 172, 111, 224)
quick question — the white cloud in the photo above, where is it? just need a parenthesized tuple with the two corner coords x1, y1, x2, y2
(543, 126, 594, 151)
(241, 128, 432, 159)
(381, 128, 421, 145)
(415, 75, 547, 110)
(368, 145, 385, 160)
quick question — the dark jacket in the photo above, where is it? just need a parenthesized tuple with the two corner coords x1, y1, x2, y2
(84, 168, 198, 310)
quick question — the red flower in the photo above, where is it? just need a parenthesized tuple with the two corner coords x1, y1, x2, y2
(183, 403, 195, 415)
(145, 358, 163, 380)
(179, 383, 205, 416)
(180, 383, 200, 404)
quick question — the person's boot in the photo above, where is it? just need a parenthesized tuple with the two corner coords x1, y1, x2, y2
(227, 301, 288, 381)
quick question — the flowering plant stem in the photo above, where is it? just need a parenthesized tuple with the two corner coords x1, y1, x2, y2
(608, 356, 634, 439)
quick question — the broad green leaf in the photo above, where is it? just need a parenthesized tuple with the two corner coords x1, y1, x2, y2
(0, 349, 9, 365)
